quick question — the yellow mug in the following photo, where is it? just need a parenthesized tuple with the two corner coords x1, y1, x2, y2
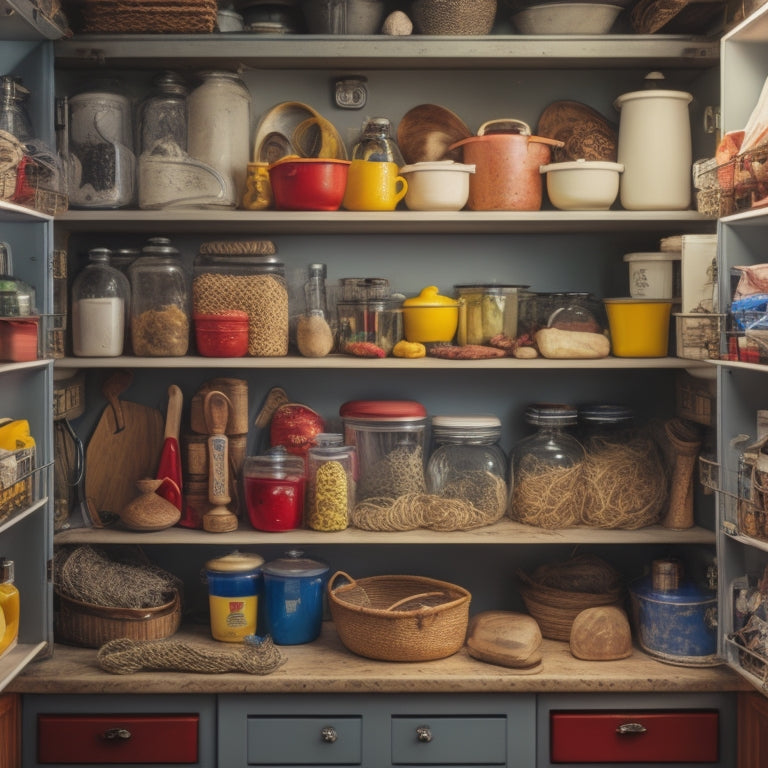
(342, 160, 408, 211)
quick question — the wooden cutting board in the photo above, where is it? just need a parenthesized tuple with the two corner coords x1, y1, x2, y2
(85, 370, 165, 522)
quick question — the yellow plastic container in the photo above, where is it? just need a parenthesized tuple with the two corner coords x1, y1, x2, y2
(401, 285, 459, 343)
(604, 298, 673, 357)
(0, 558, 20, 658)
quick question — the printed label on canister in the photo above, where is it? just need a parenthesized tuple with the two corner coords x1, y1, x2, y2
(209, 594, 257, 641)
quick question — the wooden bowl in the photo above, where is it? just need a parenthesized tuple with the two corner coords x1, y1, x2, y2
(397, 103, 472, 164)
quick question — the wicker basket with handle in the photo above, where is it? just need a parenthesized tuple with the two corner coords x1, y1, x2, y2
(327, 571, 471, 662)
(64, 0, 218, 33)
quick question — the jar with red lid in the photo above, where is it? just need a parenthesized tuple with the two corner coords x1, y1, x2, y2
(243, 447, 306, 531)
(340, 400, 427, 501)
(193, 310, 249, 357)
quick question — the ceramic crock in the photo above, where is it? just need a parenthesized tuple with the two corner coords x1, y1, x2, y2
(629, 575, 719, 666)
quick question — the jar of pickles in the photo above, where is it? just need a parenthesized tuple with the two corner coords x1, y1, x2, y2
(306, 434, 356, 531)
(455, 284, 529, 346)
(427, 415, 507, 523)
(508, 403, 585, 529)
(128, 236, 189, 356)
(243, 447, 306, 532)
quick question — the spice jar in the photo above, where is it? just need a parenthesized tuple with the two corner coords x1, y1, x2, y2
(297, 263, 334, 358)
(68, 80, 136, 209)
(508, 403, 585, 528)
(204, 551, 264, 643)
(243, 447, 306, 531)
(187, 70, 251, 206)
(340, 400, 427, 502)
(427, 415, 508, 523)
(306, 433, 356, 531)
(0, 558, 19, 658)
(261, 550, 330, 645)
(242, 161, 273, 210)
(71, 247, 130, 357)
(193, 240, 288, 357)
(128, 236, 189, 356)
(578, 404, 667, 529)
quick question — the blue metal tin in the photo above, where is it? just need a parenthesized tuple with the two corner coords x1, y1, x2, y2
(629, 575, 720, 667)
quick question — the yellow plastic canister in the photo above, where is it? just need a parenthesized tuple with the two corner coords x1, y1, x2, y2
(604, 298, 673, 357)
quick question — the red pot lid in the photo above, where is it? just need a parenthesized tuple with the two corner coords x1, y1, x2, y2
(340, 400, 427, 420)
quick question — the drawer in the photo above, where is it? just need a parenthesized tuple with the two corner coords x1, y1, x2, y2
(246, 716, 362, 765)
(550, 710, 719, 763)
(37, 713, 199, 764)
(392, 716, 507, 765)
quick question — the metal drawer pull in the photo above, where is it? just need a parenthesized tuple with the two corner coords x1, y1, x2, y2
(102, 728, 132, 741)
(416, 726, 433, 743)
(616, 722, 647, 735)
(321, 726, 338, 743)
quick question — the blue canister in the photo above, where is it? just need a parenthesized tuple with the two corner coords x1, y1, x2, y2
(629, 574, 719, 666)
(205, 551, 264, 643)
(261, 550, 329, 645)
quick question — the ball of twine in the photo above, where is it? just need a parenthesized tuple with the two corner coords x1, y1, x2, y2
(509, 459, 584, 529)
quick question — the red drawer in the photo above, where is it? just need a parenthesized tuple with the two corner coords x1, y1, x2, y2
(550, 710, 719, 763)
(37, 713, 199, 764)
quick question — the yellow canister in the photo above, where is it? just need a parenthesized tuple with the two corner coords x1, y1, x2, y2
(603, 298, 672, 357)
(205, 551, 264, 642)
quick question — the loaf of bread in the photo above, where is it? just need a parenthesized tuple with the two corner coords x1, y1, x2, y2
(466, 610, 543, 670)
(535, 327, 610, 359)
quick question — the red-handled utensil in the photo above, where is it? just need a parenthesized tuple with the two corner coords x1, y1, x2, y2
(156, 384, 183, 510)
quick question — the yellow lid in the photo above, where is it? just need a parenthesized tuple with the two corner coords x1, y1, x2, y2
(402, 285, 458, 308)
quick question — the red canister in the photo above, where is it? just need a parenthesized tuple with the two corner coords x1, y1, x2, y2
(243, 447, 306, 531)
(194, 311, 249, 357)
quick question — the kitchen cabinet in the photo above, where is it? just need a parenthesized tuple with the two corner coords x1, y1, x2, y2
(737, 691, 768, 768)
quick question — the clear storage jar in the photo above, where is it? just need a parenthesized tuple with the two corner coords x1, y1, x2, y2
(340, 400, 427, 502)
(71, 247, 130, 357)
(138, 70, 188, 155)
(193, 240, 288, 357)
(306, 433, 356, 531)
(128, 236, 189, 356)
(243, 447, 306, 532)
(427, 415, 508, 522)
(508, 403, 585, 528)
(454, 284, 530, 346)
(337, 298, 403, 357)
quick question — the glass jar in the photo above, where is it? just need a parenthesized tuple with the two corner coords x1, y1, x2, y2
(337, 298, 403, 357)
(454, 284, 530, 346)
(243, 447, 306, 532)
(137, 70, 188, 155)
(546, 291, 606, 334)
(241, 161, 273, 210)
(427, 415, 508, 522)
(340, 400, 427, 501)
(71, 247, 130, 357)
(0, 76, 33, 141)
(578, 404, 667, 529)
(187, 70, 251, 205)
(128, 236, 189, 356)
(68, 80, 136, 209)
(193, 240, 287, 357)
(350, 117, 405, 165)
(508, 403, 585, 528)
(306, 433, 356, 531)
(297, 263, 335, 358)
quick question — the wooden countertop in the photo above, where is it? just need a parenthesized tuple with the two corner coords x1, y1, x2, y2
(9, 624, 748, 696)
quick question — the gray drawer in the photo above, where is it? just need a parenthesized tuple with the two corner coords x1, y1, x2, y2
(391, 716, 507, 765)
(246, 716, 362, 765)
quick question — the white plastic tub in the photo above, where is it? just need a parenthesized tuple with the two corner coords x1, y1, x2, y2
(623, 251, 681, 299)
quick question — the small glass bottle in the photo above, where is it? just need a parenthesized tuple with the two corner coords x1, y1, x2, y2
(0, 76, 33, 141)
(71, 247, 130, 357)
(297, 263, 334, 358)
(306, 433, 356, 531)
(128, 236, 189, 356)
(508, 403, 585, 528)
(427, 415, 508, 522)
(0, 558, 20, 658)
(350, 117, 405, 165)
(138, 70, 188, 155)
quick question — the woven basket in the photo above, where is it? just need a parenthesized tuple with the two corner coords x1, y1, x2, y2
(517, 570, 624, 642)
(66, 0, 218, 33)
(328, 571, 471, 662)
(54, 589, 181, 648)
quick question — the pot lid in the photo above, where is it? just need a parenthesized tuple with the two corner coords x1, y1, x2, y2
(623, 251, 681, 262)
(613, 89, 693, 109)
(540, 159, 624, 173)
(263, 549, 329, 578)
(402, 285, 459, 308)
(205, 550, 264, 573)
(578, 404, 634, 424)
(340, 400, 427, 420)
(630, 575, 716, 604)
(525, 403, 578, 426)
(399, 160, 475, 174)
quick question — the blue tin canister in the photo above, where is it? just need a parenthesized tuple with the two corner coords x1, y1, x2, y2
(629, 575, 719, 667)
(205, 551, 264, 643)
(262, 550, 329, 645)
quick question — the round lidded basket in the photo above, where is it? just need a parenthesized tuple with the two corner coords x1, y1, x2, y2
(327, 571, 471, 661)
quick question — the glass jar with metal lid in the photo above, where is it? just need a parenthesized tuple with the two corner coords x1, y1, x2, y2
(427, 415, 508, 523)
(508, 403, 585, 528)
(128, 236, 189, 357)
(138, 70, 188, 155)
(193, 240, 287, 357)
(306, 433, 356, 531)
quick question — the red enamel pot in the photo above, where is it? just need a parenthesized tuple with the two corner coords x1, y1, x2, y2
(268, 156, 351, 211)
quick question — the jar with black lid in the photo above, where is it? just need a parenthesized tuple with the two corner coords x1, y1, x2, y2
(508, 403, 585, 528)
(426, 415, 507, 524)
(128, 236, 189, 357)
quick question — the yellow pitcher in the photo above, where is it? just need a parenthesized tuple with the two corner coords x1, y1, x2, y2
(342, 160, 408, 211)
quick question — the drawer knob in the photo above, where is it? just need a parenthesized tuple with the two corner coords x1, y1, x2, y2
(102, 728, 132, 741)
(616, 722, 647, 735)
(321, 726, 338, 743)
(416, 726, 433, 743)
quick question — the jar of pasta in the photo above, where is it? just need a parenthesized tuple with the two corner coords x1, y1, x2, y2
(306, 434, 356, 531)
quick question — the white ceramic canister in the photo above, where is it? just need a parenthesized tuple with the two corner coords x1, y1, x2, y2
(187, 71, 251, 206)
(623, 251, 681, 299)
(614, 81, 693, 211)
